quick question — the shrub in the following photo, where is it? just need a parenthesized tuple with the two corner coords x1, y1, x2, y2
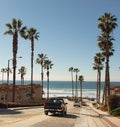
(109, 107, 120, 116)
(108, 95, 120, 111)
(100, 105, 108, 111)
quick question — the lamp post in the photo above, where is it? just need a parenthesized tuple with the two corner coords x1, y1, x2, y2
(7, 58, 13, 85)
(7, 56, 22, 103)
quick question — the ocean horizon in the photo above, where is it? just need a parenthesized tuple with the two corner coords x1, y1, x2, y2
(1, 80, 120, 99)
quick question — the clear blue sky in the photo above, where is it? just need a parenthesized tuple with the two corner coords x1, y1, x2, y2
(0, 0, 120, 81)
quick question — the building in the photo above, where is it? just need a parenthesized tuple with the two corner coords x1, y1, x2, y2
(0, 84, 42, 105)
(110, 86, 120, 96)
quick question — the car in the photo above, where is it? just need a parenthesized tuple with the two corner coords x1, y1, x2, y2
(73, 100, 81, 107)
(44, 97, 67, 116)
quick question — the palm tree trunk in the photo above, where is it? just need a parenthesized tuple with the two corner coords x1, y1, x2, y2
(105, 56, 110, 105)
(80, 82, 82, 102)
(21, 75, 22, 85)
(102, 85, 105, 104)
(23, 77, 24, 85)
(96, 71, 99, 103)
(75, 74, 78, 97)
(41, 66, 44, 96)
(2, 72, 4, 84)
(12, 64, 16, 102)
(31, 39, 34, 96)
(98, 70, 101, 104)
(104, 58, 108, 105)
(107, 58, 110, 96)
(47, 70, 49, 99)
(12, 33, 18, 102)
(71, 72, 74, 98)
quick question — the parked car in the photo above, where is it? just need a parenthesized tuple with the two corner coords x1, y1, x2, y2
(81, 101, 87, 106)
(44, 97, 67, 116)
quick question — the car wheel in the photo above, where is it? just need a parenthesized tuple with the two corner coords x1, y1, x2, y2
(45, 112, 48, 115)
(62, 111, 66, 116)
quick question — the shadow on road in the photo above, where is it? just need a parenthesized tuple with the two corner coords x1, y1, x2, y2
(80, 113, 99, 118)
(49, 113, 78, 119)
(0, 108, 21, 115)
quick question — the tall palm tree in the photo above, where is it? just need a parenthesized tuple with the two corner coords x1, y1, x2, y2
(98, 13, 117, 105)
(18, 66, 26, 85)
(78, 75, 84, 102)
(4, 19, 26, 102)
(44, 59, 53, 99)
(26, 28, 39, 96)
(93, 53, 104, 104)
(1, 68, 7, 84)
(36, 53, 47, 96)
(74, 68, 80, 98)
(6, 67, 12, 84)
(69, 67, 74, 98)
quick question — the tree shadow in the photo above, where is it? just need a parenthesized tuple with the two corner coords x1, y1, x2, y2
(0, 108, 21, 115)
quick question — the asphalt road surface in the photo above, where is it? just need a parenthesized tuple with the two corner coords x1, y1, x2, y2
(31, 107, 80, 127)
(0, 99, 80, 127)
(0, 99, 111, 127)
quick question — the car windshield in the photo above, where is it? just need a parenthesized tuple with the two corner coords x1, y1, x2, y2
(48, 98, 64, 103)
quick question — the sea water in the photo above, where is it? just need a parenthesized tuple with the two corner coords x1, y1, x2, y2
(42, 81, 104, 98)
(2, 80, 120, 98)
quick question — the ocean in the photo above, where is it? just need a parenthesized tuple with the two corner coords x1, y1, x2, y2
(3, 80, 120, 98)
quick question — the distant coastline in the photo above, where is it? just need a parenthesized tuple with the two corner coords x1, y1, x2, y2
(0, 80, 120, 98)
(0, 80, 120, 85)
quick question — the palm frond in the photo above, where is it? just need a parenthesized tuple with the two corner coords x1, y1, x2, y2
(4, 30, 13, 35)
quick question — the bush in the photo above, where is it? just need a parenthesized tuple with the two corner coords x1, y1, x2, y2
(100, 105, 108, 111)
(109, 107, 120, 116)
(108, 95, 120, 111)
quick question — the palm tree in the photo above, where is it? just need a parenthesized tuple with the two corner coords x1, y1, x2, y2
(26, 28, 39, 96)
(36, 53, 47, 96)
(4, 19, 26, 102)
(98, 13, 117, 105)
(78, 75, 84, 102)
(1, 68, 7, 84)
(44, 59, 53, 99)
(6, 67, 12, 84)
(93, 53, 104, 104)
(69, 67, 74, 98)
(74, 68, 80, 98)
(18, 66, 26, 85)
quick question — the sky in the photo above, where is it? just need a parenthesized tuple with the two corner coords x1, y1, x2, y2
(0, 0, 120, 81)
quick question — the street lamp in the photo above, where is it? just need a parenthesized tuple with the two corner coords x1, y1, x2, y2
(7, 56, 22, 85)
(6, 56, 22, 106)
(7, 58, 12, 85)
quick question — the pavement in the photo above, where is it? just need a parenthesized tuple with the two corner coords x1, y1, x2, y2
(74, 100, 120, 127)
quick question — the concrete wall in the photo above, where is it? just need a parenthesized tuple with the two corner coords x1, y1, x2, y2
(0, 84, 42, 105)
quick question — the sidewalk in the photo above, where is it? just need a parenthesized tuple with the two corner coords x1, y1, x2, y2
(74, 100, 120, 127)
(89, 103, 120, 127)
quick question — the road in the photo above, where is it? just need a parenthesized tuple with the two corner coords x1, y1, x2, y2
(32, 107, 80, 127)
(0, 99, 80, 127)
(0, 99, 111, 127)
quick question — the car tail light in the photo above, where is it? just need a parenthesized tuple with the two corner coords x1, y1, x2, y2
(61, 104, 64, 108)
(44, 102, 46, 107)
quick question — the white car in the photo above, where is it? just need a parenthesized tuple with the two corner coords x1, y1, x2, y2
(73, 100, 81, 107)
